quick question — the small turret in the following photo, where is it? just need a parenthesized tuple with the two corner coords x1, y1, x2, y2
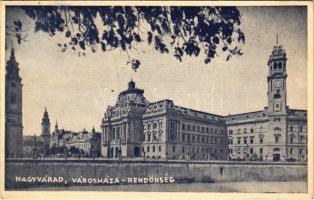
(128, 79, 136, 90)
(41, 107, 50, 135)
(6, 48, 21, 80)
(55, 120, 58, 131)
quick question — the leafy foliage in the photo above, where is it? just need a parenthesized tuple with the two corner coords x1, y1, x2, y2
(11, 6, 245, 70)
(6, 19, 26, 44)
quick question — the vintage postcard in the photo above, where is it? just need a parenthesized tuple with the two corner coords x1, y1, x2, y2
(0, 1, 313, 199)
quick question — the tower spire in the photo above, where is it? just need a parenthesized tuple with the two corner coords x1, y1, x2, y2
(11, 47, 15, 59)
(276, 34, 279, 45)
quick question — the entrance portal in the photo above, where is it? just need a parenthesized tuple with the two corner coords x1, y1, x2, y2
(273, 148, 281, 161)
(134, 147, 141, 157)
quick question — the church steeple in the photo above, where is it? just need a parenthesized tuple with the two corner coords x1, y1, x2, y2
(41, 107, 51, 149)
(41, 107, 50, 135)
(6, 48, 21, 81)
(55, 120, 58, 131)
(5, 47, 23, 158)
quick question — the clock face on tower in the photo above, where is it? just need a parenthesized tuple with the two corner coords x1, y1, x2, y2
(275, 79, 281, 88)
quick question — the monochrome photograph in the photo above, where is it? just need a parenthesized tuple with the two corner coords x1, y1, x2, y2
(1, 1, 312, 197)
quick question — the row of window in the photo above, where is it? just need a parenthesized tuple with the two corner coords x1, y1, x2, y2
(182, 123, 224, 135)
(143, 145, 224, 154)
(182, 133, 224, 145)
(289, 125, 306, 132)
(229, 147, 263, 155)
(231, 135, 285, 144)
(229, 136, 262, 145)
(290, 135, 307, 144)
(289, 148, 307, 155)
(143, 131, 225, 145)
(228, 127, 262, 135)
(228, 125, 306, 135)
(229, 147, 308, 156)
(143, 121, 164, 130)
(143, 132, 161, 142)
(144, 145, 162, 153)
(106, 131, 126, 141)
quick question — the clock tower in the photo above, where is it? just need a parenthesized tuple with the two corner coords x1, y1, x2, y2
(267, 40, 288, 115)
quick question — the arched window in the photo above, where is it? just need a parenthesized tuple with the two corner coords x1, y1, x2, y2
(290, 135, 294, 143)
(275, 136, 280, 143)
(274, 62, 278, 69)
(274, 93, 281, 99)
(274, 127, 281, 143)
(278, 62, 282, 69)
(274, 127, 281, 133)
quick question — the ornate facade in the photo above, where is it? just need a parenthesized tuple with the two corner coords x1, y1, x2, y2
(101, 81, 227, 160)
(5, 48, 23, 158)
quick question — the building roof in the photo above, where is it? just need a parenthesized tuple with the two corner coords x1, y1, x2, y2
(143, 99, 225, 122)
(115, 80, 148, 108)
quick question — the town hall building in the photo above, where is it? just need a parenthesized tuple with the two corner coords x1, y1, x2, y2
(225, 43, 307, 161)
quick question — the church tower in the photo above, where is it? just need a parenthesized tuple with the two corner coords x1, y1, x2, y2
(5, 48, 23, 158)
(41, 107, 51, 149)
(267, 38, 288, 115)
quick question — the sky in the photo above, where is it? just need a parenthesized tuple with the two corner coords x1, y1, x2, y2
(5, 6, 308, 135)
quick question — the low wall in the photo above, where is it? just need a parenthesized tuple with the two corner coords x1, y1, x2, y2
(5, 159, 307, 188)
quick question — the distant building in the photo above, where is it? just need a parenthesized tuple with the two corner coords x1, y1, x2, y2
(5, 48, 23, 158)
(225, 43, 307, 161)
(101, 80, 227, 160)
(21, 108, 53, 158)
(41, 108, 51, 150)
(46, 110, 101, 157)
